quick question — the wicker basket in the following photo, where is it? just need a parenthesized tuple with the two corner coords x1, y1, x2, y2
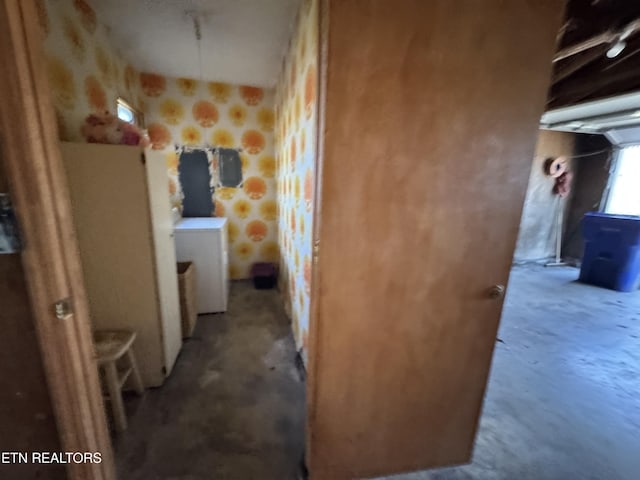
(177, 262, 197, 338)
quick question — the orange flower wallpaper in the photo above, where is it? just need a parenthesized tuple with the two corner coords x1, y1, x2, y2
(141, 74, 277, 280)
(42, 0, 319, 341)
(42, 0, 141, 141)
(275, 0, 319, 354)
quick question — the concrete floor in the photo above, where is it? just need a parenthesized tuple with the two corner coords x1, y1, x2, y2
(379, 265, 640, 480)
(115, 266, 639, 480)
(115, 282, 306, 480)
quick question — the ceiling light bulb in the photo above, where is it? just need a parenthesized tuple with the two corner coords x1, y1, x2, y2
(606, 40, 626, 58)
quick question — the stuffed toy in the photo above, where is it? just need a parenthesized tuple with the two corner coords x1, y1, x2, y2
(81, 112, 149, 147)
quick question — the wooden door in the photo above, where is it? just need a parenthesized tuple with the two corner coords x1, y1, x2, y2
(307, 1, 564, 478)
(145, 150, 182, 375)
(0, 145, 65, 480)
(0, 2, 115, 478)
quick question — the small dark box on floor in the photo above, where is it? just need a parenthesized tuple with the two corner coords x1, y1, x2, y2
(251, 262, 277, 289)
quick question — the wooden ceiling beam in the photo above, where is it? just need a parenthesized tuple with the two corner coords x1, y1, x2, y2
(553, 45, 608, 83)
(553, 30, 615, 62)
(602, 45, 640, 70)
(556, 19, 576, 44)
(553, 17, 640, 63)
(549, 65, 640, 108)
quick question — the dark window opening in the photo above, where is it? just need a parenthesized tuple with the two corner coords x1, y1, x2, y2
(218, 148, 243, 188)
(178, 150, 213, 217)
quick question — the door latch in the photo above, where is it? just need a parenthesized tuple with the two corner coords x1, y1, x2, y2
(54, 298, 73, 320)
(488, 284, 506, 299)
(0, 193, 22, 253)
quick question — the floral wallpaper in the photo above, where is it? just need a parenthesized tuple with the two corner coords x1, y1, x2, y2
(275, 0, 319, 354)
(140, 74, 278, 280)
(41, 0, 141, 141)
(41, 0, 319, 322)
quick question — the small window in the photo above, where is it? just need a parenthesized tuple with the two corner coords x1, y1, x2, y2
(116, 97, 144, 127)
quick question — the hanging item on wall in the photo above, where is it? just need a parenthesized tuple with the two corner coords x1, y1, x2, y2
(81, 112, 149, 146)
(545, 158, 572, 268)
(543, 156, 568, 178)
(553, 170, 573, 198)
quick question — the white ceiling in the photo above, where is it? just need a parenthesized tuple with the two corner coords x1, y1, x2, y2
(90, 0, 301, 87)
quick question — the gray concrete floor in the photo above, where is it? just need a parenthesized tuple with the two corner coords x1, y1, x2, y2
(114, 267, 640, 480)
(115, 281, 306, 480)
(379, 265, 640, 480)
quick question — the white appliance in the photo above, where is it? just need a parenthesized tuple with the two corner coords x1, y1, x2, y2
(174, 217, 229, 314)
(61, 143, 182, 387)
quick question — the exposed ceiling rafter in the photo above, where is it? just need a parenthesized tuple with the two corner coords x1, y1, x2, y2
(553, 45, 608, 84)
(553, 17, 640, 63)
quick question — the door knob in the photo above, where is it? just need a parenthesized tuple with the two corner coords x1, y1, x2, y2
(488, 284, 505, 299)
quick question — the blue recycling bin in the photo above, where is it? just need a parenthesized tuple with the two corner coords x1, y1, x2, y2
(579, 212, 640, 292)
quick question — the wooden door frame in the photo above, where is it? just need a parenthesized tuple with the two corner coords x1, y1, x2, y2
(0, 1, 116, 479)
(306, 0, 328, 462)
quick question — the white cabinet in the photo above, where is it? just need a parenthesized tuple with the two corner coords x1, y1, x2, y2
(174, 218, 229, 314)
(60, 143, 182, 388)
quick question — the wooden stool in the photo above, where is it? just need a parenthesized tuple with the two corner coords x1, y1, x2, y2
(93, 330, 144, 432)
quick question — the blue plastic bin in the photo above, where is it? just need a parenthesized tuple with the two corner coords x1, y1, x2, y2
(579, 212, 640, 292)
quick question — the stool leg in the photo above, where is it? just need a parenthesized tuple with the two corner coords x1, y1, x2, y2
(126, 348, 144, 396)
(104, 362, 127, 432)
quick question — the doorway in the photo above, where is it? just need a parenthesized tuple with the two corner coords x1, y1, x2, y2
(2, 1, 567, 479)
(35, 0, 313, 477)
(423, 129, 640, 480)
